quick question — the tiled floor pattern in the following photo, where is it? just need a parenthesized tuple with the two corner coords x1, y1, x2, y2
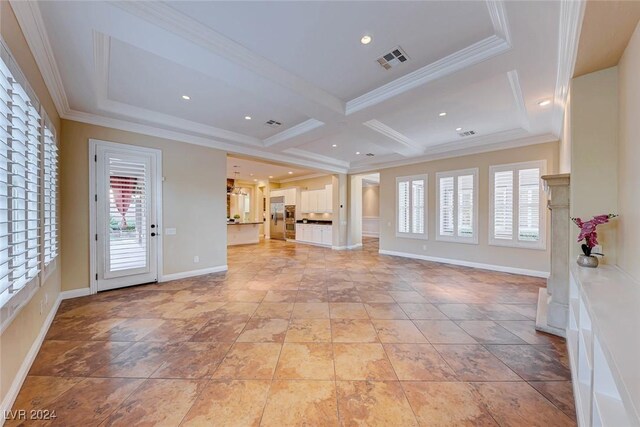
(8, 238, 576, 426)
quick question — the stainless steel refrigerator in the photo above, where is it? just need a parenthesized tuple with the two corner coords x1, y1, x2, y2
(270, 196, 285, 240)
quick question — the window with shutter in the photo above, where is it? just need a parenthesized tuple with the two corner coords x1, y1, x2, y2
(0, 39, 58, 328)
(396, 175, 427, 239)
(436, 168, 478, 243)
(489, 161, 546, 249)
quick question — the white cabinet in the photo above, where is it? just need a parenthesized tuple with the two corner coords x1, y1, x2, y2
(296, 223, 332, 246)
(284, 188, 296, 205)
(321, 225, 332, 246)
(300, 185, 333, 213)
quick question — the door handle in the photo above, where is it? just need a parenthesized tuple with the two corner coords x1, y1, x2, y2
(151, 232, 156, 237)
(151, 224, 156, 228)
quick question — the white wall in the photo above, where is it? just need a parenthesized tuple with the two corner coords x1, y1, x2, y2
(362, 185, 380, 237)
(570, 67, 619, 265)
(617, 21, 640, 281)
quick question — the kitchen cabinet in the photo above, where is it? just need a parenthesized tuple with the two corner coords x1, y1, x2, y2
(295, 223, 332, 246)
(300, 185, 333, 213)
(272, 188, 296, 205)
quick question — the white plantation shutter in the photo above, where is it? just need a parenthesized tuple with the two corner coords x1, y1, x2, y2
(396, 175, 427, 239)
(518, 168, 540, 241)
(398, 180, 409, 234)
(439, 177, 454, 236)
(493, 170, 513, 240)
(436, 169, 477, 243)
(0, 53, 42, 309)
(490, 161, 546, 249)
(411, 179, 425, 234)
(457, 174, 474, 238)
(43, 123, 58, 265)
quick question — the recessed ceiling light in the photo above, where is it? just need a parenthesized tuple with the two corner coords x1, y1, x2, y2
(456, 127, 463, 131)
(360, 35, 372, 45)
(356, 151, 360, 155)
(538, 100, 551, 107)
(253, 179, 257, 182)
(332, 144, 337, 147)
(244, 116, 252, 120)
(250, 173, 254, 176)
(181, 95, 190, 100)
(269, 175, 273, 179)
(288, 171, 293, 175)
(439, 112, 447, 117)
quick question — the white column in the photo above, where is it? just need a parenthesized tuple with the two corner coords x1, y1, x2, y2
(536, 173, 571, 337)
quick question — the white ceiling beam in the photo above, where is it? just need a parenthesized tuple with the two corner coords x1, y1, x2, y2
(362, 120, 423, 157)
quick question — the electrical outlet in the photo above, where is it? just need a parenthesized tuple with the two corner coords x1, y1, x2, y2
(193, 256, 199, 263)
(422, 244, 427, 250)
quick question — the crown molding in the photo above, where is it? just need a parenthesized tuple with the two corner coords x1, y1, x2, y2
(552, 0, 586, 135)
(283, 148, 350, 169)
(62, 108, 348, 174)
(277, 172, 332, 184)
(507, 70, 530, 131)
(112, 1, 345, 117)
(9, 0, 69, 115)
(486, 0, 512, 45)
(348, 130, 557, 174)
(345, 35, 511, 115)
(263, 119, 324, 147)
(362, 119, 423, 156)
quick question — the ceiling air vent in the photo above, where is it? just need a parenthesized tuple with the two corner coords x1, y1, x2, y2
(376, 46, 409, 70)
(458, 130, 476, 137)
(365, 153, 375, 157)
(265, 119, 283, 128)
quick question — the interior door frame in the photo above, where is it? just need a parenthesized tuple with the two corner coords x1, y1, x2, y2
(88, 139, 163, 294)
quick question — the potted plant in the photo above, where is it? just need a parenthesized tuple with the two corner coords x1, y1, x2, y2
(233, 214, 241, 222)
(571, 214, 617, 268)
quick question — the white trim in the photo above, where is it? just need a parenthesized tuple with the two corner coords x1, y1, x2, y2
(0, 295, 61, 425)
(435, 168, 479, 244)
(263, 119, 325, 147)
(160, 265, 228, 282)
(379, 249, 549, 278)
(278, 172, 332, 184)
(346, 34, 511, 115)
(552, 0, 586, 136)
(89, 139, 164, 294)
(362, 120, 423, 156)
(507, 70, 530, 131)
(488, 159, 547, 250)
(60, 288, 91, 300)
(283, 148, 350, 170)
(395, 174, 428, 240)
(9, 1, 70, 115)
(349, 131, 557, 175)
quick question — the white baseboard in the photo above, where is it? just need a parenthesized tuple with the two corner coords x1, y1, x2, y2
(332, 243, 363, 250)
(0, 295, 61, 425)
(160, 265, 228, 282)
(362, 232, 379, 237)
(60, 288, 91, 300)
(378, 249, 549, 278)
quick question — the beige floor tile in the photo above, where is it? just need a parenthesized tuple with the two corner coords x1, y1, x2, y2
(333, 343, 396, 380)
(413, 320, 477, 344)
(236, 318, 289, 343)
(364, 303, 409, 319)
(434, 344, 520, 381)
(212, 343, 282, 380)
(329, 303, 369, 319)
(383, 344, 457, 381)
(261, 380, 339, 427)
(371, 319, 428, 343)
(274, 343, 334, 380)
(285, 319, 332, 342)
(331, 319, 379, 343)
(292, 302, 330, 319)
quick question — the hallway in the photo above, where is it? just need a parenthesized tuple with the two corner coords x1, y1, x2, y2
(9, 238, 575, 426)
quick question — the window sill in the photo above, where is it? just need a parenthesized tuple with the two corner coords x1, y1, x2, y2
(395, 233, 428, 240)
(488, 239, 546, 251)
(436, 235, 479, 245)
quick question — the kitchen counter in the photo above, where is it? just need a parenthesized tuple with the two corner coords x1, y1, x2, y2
(296, 220, 332, 225)
(227, 222, 260, 245)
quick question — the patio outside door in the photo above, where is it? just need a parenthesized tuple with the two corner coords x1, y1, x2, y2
(92, 141, 160, 292)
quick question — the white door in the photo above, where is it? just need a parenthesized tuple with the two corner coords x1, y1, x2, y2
(92, 141, 161, 292)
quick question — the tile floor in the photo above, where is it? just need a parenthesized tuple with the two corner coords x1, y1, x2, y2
(8, 238, 576, 426)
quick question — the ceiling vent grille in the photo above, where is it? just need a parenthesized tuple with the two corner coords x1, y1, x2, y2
(265, 120, 283, 128)
(365, 153, 375, 157)
(458, 130, 476, 137)
(376, 46, 409, 70)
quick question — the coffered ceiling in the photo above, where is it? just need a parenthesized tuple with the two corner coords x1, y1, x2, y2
(11, 1, 584, 174)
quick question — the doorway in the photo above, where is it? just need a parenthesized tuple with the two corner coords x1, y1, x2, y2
(89, 140, 162, 292)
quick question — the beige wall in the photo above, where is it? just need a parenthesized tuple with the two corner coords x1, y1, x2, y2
(60, 120, 228, 291)
(617, 21, 640, 281)
(379, 142, 558, 274)
(570, 67, 619, 264)
(0, 2, 62, 408)
(363, 185, 380, 217)
(559, 90, 572, 174)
